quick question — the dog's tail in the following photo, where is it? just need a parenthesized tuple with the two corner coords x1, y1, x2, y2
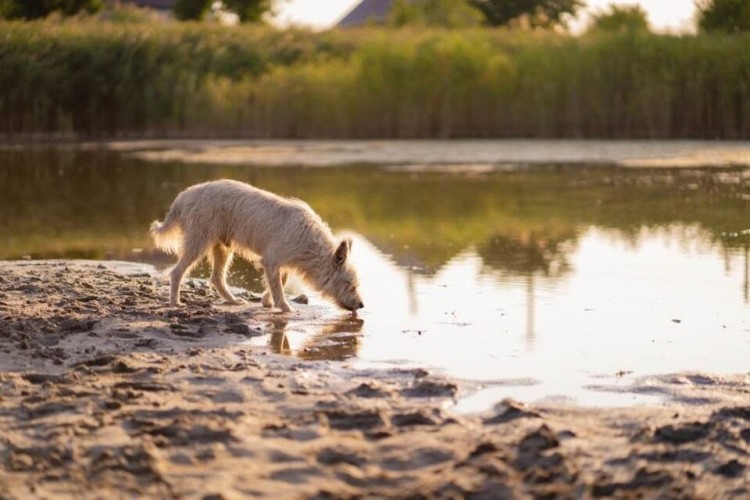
(149, 207, 183, 255)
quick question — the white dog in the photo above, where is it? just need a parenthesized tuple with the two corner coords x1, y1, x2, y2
(150, 179, 364, 313)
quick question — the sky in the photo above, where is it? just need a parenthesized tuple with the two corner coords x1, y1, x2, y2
(273, 0, 698, 33)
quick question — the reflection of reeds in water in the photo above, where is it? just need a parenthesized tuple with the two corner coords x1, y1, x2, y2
(477, 233, 576, 346)
(268, 316, 365, 361)
(477, 233, 575, 279)
(1, 149, 748, 284)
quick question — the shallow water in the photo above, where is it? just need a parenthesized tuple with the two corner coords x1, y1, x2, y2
(1, 142, 749, 407)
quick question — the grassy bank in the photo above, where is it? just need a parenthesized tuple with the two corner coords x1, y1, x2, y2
(1, 20, 749, 139)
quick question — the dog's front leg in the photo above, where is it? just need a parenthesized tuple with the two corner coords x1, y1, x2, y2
(262, 260, 293, 313)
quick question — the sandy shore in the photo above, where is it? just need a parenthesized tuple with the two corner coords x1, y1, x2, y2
(1, 260, 749, 498)
(6, 139, 750, 168)
(122, 139, 750, 169)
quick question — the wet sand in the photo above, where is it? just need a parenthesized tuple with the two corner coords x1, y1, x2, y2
(6, 139, 748, 169)
(1, 260, 749, 498)
(123, 139, 750, 168)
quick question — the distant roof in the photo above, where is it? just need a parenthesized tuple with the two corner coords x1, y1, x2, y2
(118, 0, 175, 11)
(337, 0, 394, 27)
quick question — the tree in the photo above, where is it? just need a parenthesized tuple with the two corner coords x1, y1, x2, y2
(173, 0, 210, 20)
(468, 0, 585, 29)
(388, 0, 484, 28)
(0, 0, 102, 19)
(588, 4, 650, 33)
(0, 0, 15, 18)
(696, 0, 750, 33)
(174, 0, 272, 23)
(223, 0, 272, 23)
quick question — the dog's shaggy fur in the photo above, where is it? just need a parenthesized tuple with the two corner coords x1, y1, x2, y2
(150, 179, 364, 313)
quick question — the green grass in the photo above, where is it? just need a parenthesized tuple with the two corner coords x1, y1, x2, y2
(1, 20, 749, 138)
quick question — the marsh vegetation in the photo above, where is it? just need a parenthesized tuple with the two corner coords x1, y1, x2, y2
(1, 21, 749, 139)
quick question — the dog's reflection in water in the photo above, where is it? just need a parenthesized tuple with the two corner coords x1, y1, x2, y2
(268, 315, 365, 361)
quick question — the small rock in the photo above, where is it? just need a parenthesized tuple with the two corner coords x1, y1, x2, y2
(245, 293, 263, 303)
(226, 323, 262, 337)
(292, 294, 309, 305)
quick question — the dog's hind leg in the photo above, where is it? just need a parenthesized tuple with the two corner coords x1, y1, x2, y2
(210, 244, 244, 305)
(169, 236, 211, 307)
(261, 258, 293, 313)
(210, 244, 245, 305)
(261, 270, 289, 309)
(261, 288, 273, 308)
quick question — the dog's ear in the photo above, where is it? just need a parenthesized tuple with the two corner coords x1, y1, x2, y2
(334, 239, 349, 265)
(346, 237, 352, 251)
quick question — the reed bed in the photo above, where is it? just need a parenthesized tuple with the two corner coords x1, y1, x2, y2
(1, 20, 748, 138)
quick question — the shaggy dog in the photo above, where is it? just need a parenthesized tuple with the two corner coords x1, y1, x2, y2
(150, 179, 364, 313)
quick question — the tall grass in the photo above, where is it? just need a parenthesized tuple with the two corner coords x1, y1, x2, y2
(0, 20, 354, 136)
(1, 20, 749, 139)
(250, 30, 750, 139)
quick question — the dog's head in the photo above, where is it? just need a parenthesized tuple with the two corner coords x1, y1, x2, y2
(322, 238, 364, 313)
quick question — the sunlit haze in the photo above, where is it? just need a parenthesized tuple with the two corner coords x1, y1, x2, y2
(583, 0, 696, 32)
(274, 0, 698, 32)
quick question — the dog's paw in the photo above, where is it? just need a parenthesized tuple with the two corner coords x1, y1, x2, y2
(170, 301, 184, 307)
(278, 304, 294, 313)
(224, 298, 247, 306)
(261, 292, 273, 308)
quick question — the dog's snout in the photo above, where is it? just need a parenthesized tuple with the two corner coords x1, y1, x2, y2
(358, 301, 365, 309)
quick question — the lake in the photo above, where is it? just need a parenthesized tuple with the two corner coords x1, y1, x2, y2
(1, 141, 748, 408)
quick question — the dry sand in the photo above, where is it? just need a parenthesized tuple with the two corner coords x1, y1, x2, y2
(1, 260, 749, 499)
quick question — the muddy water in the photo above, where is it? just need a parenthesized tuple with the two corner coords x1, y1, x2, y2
(1, 142, 748, 407)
